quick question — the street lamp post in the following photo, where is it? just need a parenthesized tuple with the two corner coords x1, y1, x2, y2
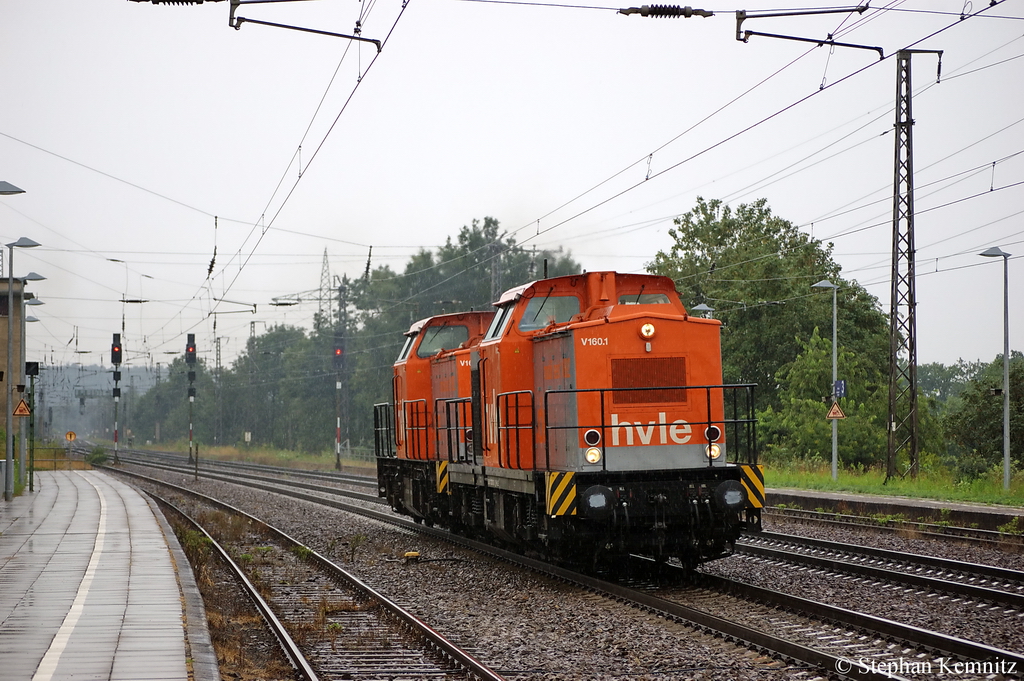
(18, 290, 44, 487)
(812, 279, 840, 481)
(22, 312, 40, 488)
(980, 247, 1012, 490)
(5, 235, 40, 502)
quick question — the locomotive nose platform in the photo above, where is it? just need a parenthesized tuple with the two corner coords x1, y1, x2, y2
(0, 470, 217, 681)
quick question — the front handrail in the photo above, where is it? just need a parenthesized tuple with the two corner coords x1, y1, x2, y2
(438, 397, 473, 464)
(403, 399, 428, 460)
(372, 402, 396, 458)
(496, 390, 534, 469)
(543, 383, 757, 471)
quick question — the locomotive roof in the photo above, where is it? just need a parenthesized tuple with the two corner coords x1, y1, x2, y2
(492, 272, 680, 307)
(404, 310, 493, 337)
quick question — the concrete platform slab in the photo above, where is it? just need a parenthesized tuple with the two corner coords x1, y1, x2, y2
(0, 470, 218, 681)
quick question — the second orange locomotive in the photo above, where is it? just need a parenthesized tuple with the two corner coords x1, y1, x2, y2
(375, 271, 763, 567)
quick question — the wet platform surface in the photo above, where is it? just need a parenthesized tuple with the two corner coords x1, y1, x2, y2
(0, 470, 217, 681)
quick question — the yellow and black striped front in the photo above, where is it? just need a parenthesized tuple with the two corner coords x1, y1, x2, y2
(436, 461, 449, 494)
(545, 471, 577, 516)
(739, 464, 765, 509)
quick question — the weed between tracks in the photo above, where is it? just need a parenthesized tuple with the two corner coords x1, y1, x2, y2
(171, 519, 294, 681)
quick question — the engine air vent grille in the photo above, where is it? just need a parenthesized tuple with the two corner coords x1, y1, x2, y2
(611, 358, 687, 404)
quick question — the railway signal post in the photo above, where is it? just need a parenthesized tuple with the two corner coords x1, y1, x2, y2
(112, 334, 122, 465)
(186, 334, 197, 477)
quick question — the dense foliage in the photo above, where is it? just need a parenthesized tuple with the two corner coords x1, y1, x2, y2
(125, 202, 1018, 482)
(646, 197, 944, 471)
(647, 197, 889, 413)
(941, 352, 1023, 480)
(130, 218, 578, 452)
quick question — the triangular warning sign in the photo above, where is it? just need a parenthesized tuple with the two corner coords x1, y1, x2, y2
(13, 399, 31, 417)
(826, 401, 846, 420)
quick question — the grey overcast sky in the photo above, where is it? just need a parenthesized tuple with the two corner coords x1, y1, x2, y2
(1, 0, 1022, 372)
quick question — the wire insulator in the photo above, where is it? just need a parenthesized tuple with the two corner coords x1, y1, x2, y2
(643, 5, 683, 17)
(618, 5, 714, 18)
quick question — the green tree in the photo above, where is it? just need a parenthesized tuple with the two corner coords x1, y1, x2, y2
(942, 352, 1023, 480)
(131, 218, 581, 454)
(758, 329, 888, 468)
(759, 329, 943, 470)
(131, 357, 216, 446)
(917, 359, 986, 418)
(343, 218, 579, 442)
(648, 197, 889, 412)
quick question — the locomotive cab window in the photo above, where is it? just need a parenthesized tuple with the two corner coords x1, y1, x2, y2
(518, 295, 580, 331)
(484, 304, 515, 341)
(416, 324, 469, 358)
(397, 335, 416, 362)
(617, 293, 672, 305)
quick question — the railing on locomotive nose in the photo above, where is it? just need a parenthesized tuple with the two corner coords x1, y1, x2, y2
(372, 402, 396, 458)
(437, 397, 474, 465)
(541, 384, 757, 472)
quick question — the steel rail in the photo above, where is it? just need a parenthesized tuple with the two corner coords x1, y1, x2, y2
(735, 541, 1024, 611)
(106, 464, 966, 680)
(764, 506, 1022, 548)
(114, 453, 386, 505)
(155, 495, 320, 681)
(112, 467, 506, 681)
(116, 448, 377, 488)
(746, 530, 1024, 584)
(683, 567, 1024, 669)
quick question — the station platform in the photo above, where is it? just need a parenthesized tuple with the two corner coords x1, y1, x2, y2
(0, 470, 218, 681)
(767, 486, 1024, 531)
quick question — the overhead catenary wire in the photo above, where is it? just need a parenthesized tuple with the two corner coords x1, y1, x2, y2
(9, 0, 1022, 369)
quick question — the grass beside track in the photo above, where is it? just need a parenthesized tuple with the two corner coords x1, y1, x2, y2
(104, 441, 1023, 517)
(129, 442, 377, 475)
(767, 459, 1024, 509)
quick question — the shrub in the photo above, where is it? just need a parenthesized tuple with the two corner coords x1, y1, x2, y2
(85, 446, 108, 466)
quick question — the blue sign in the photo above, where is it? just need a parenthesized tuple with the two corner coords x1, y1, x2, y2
(834, 380, 846, 398)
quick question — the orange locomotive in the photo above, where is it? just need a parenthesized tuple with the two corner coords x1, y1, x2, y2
(375, 272, 763, 567)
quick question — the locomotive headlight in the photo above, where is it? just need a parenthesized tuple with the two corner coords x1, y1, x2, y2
(706, 443, 722, 460)
(585, 447, 603, 464)
(639, 323, 656, 339)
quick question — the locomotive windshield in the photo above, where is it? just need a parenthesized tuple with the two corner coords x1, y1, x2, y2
(518, 294, 580, 331)
(416, 324, 469, 358)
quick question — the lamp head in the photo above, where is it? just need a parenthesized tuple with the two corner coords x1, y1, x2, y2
(811, 279, 838, 290)
(6, 237, 40, 249)
(980, 246, 1010, 259)
(0, 181, 25, 196)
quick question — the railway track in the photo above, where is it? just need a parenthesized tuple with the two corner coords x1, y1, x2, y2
(115, 448, 378, 490)
(144, 476, 504, 681)
(107, 458, 1024, 679)
(764, 506, 1024, 551)
(642, 564, 1017, 681)
(114, 451, 384, 505)
(737, 531, 1024, 610)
